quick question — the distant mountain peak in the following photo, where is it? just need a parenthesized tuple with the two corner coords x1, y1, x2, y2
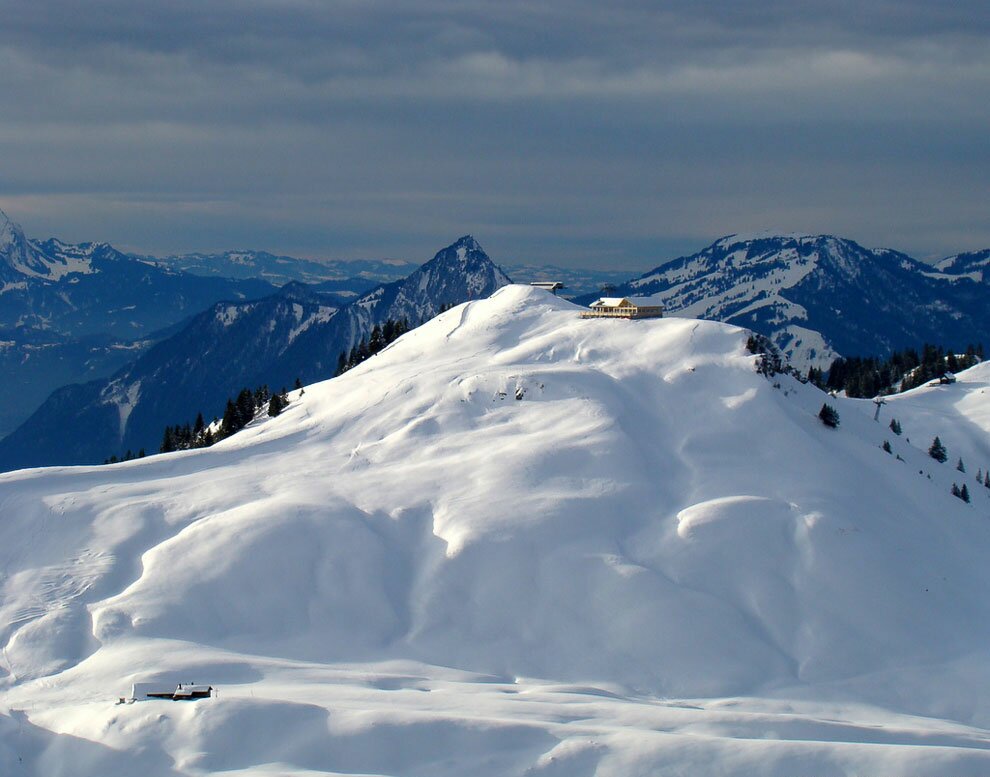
(0, 208, 52, 281)
(434, 235, 486, 263)
(452, 234, 481, 251)
(0, 208, 27, 254)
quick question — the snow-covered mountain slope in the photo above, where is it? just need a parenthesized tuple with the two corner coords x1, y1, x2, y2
(854, 359, 990, 483)
(578, 233, 990, 371)
(2, 285, 990, 775)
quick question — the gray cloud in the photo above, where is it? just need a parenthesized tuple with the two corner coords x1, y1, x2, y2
(1, 0, 988, 267)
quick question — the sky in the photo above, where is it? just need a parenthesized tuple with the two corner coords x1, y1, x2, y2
(0, 0, 988, 270)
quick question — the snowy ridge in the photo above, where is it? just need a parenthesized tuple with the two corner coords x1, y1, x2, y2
(936, 249, 990, 283)
(3, 285, 990, 774)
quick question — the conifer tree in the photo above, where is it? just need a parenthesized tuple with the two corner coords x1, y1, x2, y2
(818, 403, 840, 428)
(929, 436, 948, 463)
(160, 426, 176, 453)
(268, 393, 286, 417)
(961, 484, 971, 503)
(882, 440, 892, 454)
(889, 418, 902, 435)
(957, 457, 966, 473)
(221, 398, 239, 437)
(369, 324, 384, 353)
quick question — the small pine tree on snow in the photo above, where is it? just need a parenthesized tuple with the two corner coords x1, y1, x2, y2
(961, 483, 971, 503)
(295, 377, 303, 391)
(957, 457, 966, 472)
(929, 436, 948, 463)
(952, 483, 961, 498)
(882, 440, 892, 454)
(889, 418, 902, 436)
(985, 471, 990, 489)
(818, 403, 840, 428)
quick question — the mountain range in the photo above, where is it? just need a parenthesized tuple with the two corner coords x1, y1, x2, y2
(576, 232, 990, 370)
(0, 210, 280, 440)
(149, 249, 416, 288)
(5, 210, 990, 470)
(0, 210, 275, 339)
(0, 235, 511, 470)
(2, 285, 990, 774)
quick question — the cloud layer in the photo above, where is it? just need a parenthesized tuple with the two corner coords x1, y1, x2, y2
(1, 1, 988, 266)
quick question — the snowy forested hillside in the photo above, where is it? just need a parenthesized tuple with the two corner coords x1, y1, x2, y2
(2, 285, 990, 775)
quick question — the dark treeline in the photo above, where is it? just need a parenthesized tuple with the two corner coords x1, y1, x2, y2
(335, 318, 410, 376)
(105, 383, 295, 463)
(810, 343, 984, 398)
(159, 384, 292, 454)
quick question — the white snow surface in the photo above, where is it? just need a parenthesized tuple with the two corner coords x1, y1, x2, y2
(2, 285, 990, 775)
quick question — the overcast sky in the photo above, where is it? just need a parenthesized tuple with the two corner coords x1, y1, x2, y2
(1, 1, 988, 269)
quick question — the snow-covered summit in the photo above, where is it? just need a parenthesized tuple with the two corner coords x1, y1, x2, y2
(714, 230, 823, 248)
(3, 284, 990, 773)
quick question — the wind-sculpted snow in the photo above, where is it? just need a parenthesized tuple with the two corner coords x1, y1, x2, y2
(2, 285, 990, 775)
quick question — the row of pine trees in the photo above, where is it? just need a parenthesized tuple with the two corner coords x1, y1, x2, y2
(809, 343, 984, 398)
(335, 318, 410, 376)
(158, 383, 298, 454)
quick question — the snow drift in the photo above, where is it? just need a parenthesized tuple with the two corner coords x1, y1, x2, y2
(2, 284, 990, 775)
